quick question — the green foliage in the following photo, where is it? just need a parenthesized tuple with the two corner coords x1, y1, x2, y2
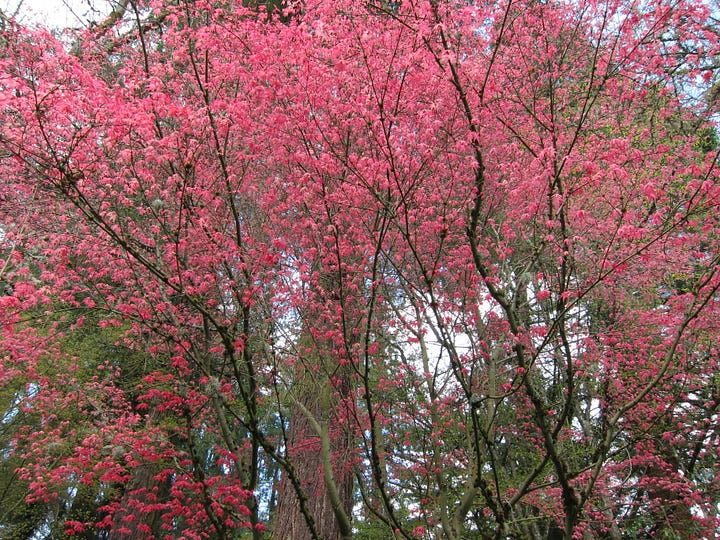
(694, 125, 718, 154)
(0, 306, 154, 538)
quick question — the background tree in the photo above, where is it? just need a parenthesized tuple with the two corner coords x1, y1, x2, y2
(0, 0, 719, 538)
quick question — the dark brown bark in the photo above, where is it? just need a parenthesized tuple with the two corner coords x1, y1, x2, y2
(108, 462, 170, 540)
(272, 387, 354, 540)
(273, 268, 355, 540)
(643, 451, 699, 539)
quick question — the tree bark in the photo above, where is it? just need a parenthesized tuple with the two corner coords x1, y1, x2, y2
(272, 377, 354, 540)
(273, 268, 355, 539)
(108, 462, 170, 540)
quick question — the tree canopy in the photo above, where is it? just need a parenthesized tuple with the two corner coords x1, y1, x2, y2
(0, 0, 719, 538)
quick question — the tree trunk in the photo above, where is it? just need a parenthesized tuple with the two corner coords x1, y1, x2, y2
(272, 375, 354, 540)
(273, 268, 355, 539)
(108, 462, 170, 540)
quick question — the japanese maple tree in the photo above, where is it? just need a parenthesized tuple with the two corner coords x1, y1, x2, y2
(0, 0, 719, 538)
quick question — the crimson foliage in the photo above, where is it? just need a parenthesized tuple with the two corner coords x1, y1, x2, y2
(0, 0, 719, 538)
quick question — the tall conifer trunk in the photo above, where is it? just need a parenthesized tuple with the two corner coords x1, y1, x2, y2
(273, 271, 355, 539)
(273, 382, 354, 540)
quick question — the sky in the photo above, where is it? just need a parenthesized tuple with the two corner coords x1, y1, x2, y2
(3, 0, 109, 28)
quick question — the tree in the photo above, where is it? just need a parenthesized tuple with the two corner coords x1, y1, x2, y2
(0, 0, 719, 538)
